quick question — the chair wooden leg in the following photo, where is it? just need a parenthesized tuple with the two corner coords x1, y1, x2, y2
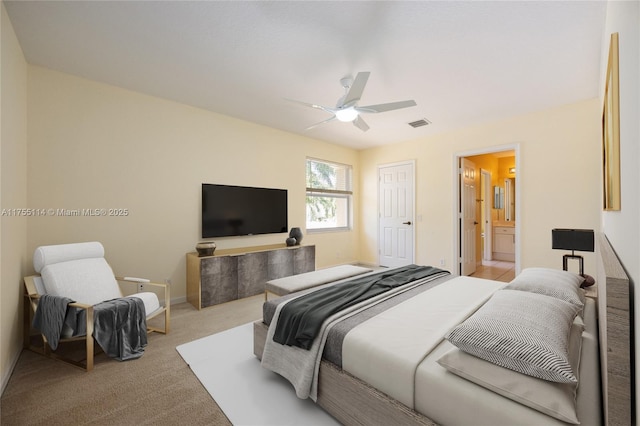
(86, 306, 94, 371)
(165, 284, 170, 334)
(23, 294, 31, 349)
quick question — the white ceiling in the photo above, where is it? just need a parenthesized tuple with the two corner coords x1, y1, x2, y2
(4, 1, 607, 150)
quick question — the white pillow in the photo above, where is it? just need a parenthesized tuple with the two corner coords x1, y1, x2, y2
(33, 242, 105, 273)
(445, 289, 580, 383)
(41, 258, 122, 305)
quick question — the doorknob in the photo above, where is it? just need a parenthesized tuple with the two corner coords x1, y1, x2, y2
(473, 221, 479, 225)
(403, 221, 412, 225)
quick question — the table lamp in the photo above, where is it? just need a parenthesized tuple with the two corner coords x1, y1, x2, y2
(551, 229, 594, 275)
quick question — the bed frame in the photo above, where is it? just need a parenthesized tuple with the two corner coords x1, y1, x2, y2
(595, 232, 634, 425)
(253, 232, 634, 425)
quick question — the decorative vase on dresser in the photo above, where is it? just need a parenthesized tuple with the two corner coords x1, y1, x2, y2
(289, 227, 303, 245)
(195, 241, 217, 257)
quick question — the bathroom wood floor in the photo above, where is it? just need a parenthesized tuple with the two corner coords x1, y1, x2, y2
(470, 260, 515, 282)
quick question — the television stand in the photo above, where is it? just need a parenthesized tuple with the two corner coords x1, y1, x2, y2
(186, 243, 315, 309)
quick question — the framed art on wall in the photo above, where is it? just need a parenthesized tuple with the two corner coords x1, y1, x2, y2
(602, 32, 621, 211)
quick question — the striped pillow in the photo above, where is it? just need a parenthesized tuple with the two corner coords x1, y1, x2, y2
(445, 289, 580, 383)
(506, 267, 585, 308)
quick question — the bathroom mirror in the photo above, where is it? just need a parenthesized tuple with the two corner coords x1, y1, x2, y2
(505, 178, 515, 221)
(494, 186, 504, 209)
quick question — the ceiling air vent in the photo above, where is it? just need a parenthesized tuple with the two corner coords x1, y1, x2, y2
(408, 118, 431, 128)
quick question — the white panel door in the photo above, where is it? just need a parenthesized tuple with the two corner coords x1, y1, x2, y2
(460, 158, 477, 275)
(379, 162, 414, 268)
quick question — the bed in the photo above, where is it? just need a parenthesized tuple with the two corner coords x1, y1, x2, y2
(253, 233, 633, 425)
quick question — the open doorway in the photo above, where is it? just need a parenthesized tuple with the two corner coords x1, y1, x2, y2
(455, 146, 520, 282)
(480, 169, 492, 262)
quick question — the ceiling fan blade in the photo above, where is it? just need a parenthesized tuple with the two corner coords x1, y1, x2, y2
(285, 98, 336, 115)
(353, 115, 370, 132)
(341, 72, 370, 107)
(305, 116, 337, 131)
(356, 100, 417, 113)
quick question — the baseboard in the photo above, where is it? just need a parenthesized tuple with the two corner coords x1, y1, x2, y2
(170, 295, 187, 306)
(349, 261, 382, 269)
(1, 345, 22, 396)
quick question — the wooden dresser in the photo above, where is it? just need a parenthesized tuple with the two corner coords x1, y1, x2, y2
(186, 244, 315, 309)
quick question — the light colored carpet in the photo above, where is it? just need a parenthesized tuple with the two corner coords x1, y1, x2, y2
(177, 323, 339, 426)
(1, 295, 269, 425)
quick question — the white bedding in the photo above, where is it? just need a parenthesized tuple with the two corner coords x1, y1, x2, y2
(414, 297, 601, 425)
(261, 271, 448, 401)
(340, 276, 602, 424)
(342, 276, 506, 408)
(262, 269, 602, 425)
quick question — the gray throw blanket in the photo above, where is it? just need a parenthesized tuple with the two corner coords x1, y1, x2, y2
(273, 265, 446, 349)
(33, 294, 83, 350)
(261, 270, 450, 400)
(93, 298, 147, 361)
(33, 295, 147, 360)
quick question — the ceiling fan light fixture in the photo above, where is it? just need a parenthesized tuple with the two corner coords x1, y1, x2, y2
(335, 107, 359, 122)
(291, 72, 416, 132)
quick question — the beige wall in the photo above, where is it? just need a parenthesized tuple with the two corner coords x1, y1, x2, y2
(1, 3, 29, 392)
(359, 99, 601, 275)
(26, 67, 361, 304)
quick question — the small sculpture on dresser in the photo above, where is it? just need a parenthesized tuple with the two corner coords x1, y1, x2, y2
(285, 237, 296, 247)
(196, 241, 216, 257)
(289, 227, 303, 245)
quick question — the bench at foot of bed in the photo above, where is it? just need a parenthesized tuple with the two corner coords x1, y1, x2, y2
(264, 264, 373, 301)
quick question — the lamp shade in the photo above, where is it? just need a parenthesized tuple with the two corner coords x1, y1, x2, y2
(552, 229, 594, 252)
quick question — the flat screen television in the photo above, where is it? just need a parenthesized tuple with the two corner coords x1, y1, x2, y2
(201, 183, 288, 238)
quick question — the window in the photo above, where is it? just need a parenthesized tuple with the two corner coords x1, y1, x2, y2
(306, 158, 353, 231)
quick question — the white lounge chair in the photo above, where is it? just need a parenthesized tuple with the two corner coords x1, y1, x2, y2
(23, 242, 170, 371)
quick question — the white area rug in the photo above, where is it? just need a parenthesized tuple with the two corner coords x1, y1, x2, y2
(176, 323, 340, 426)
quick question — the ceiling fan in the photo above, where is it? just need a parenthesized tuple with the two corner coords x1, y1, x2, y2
(291, 72, 417, 132)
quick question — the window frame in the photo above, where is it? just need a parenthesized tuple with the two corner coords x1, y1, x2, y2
(305, 157, 353, 233)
